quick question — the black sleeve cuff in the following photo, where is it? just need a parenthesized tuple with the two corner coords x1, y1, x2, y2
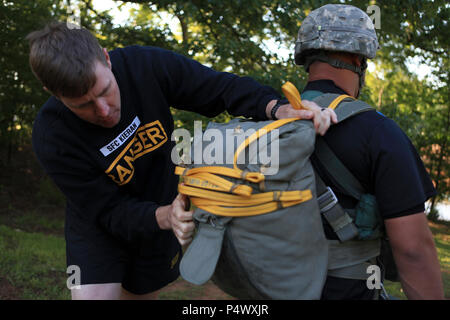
(256, 96, 288, 120)
(383, 203, 425, 220)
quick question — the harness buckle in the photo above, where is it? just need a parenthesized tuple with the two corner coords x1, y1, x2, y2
(317, 187, 338, 213)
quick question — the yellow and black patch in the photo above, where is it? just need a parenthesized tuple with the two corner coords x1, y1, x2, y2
(105, 120, 168, 186)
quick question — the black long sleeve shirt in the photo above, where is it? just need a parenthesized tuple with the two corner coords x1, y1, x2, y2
(32, 45, 279, 244)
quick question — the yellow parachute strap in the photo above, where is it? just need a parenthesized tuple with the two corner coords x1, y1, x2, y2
(328, 95, 355, 110)
(178, 184, 312, 217)
(175, 105, 312, 217)
(176, 170, 253, 197)
(282, 81, 305, 110)
(233, 118, 298, 171)
(195, 200, 305, 217)
(175, 166, 264, 184)
(282, 80, 355, 111)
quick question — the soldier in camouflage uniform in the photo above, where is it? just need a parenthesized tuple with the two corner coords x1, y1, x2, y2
(288, 4, 444, 299)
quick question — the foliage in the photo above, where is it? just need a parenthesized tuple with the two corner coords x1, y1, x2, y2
(113, 0, 450, 216)
(0, 0, 448, 214)
(365, 54, 449, 217)
(0, 0, 62, 163)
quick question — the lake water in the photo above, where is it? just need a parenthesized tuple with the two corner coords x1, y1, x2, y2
(433, 202, 450, 221)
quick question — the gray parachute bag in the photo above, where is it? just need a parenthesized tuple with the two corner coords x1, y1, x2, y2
(178, 93, 378, 300)
(178, 5, 384, 299)
(179, 116, 329, 299)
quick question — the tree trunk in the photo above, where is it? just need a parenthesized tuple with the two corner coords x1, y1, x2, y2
(176, 13, 189, 46)
(428, 102, 450, 221)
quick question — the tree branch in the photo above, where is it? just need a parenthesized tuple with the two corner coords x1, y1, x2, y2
(175, 12, 189, 45)
(82, 0, 113, 24)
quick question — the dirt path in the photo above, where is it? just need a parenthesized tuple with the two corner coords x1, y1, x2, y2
(157, 278, 235, 300)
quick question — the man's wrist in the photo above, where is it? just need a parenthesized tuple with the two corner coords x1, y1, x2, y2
(266, 98, 289, 120)
(270, 100, 284, 120)
(265, 99, 278, 119)
(155, 205, 171, 230)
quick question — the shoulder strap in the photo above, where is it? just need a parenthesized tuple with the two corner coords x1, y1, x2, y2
(315, 137, 365, 200)
(312, 93, 375, 123)
(303, 90, 382, 280)
(306, 92, 375, 200)
(301, 90, 323, 101)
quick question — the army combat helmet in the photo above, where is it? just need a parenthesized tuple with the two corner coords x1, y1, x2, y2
(294, 4, 380, 96)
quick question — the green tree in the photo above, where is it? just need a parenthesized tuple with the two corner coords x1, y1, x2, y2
(366, 57, 449, 220)
(112, 1, 448, 217)
(1, 0, 448, 217)
(0, 0, 64, 164)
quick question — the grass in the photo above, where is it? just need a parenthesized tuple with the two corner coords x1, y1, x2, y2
(0, 209, 448, 300)
(158, 280, 206, 300)
(0, 224, 69, 300)
(0, 207, 64, 236)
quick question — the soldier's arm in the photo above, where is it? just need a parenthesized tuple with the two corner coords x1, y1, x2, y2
(384, 212, 444, 299)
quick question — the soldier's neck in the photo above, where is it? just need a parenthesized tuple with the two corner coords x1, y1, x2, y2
(308, 62, 359, 98)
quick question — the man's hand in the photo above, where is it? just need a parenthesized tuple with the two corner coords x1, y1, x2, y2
(155, 193, 195, 249)
(266, 99, 338, 136)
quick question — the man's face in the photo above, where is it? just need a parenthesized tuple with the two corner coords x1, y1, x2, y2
(58, 54, 121, 128)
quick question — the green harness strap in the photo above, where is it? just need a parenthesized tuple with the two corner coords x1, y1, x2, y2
(301, 90, 323, 101)
(314, 138, 365, 200)
(303, 91, 382, 289)
(303, 92, 375, 241)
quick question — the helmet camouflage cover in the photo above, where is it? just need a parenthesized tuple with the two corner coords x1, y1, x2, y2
(294, 4, 380, 65)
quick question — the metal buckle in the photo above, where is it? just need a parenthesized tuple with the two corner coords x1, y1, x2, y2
(208, 216, 217, 228)
(317, 187, 338, 212)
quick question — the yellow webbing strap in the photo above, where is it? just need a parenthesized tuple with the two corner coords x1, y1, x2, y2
(282, 81, 305, 110)
(233, 118, 298, 171)
(179, 171, 253, 197)
(196, 201, 305, 217)
(175, 166, 264, 184)
(179, 184, 310, 205)
(175, 117, 312, 217)
(282, 81, 354, 112)
(328, 95, 355, 110)
(178, 184, 312, 217)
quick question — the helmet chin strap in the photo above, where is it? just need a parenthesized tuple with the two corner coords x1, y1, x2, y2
(355, 58, 368, 98)
(304, 52, 368, 98)
(357, 68, 367, 98)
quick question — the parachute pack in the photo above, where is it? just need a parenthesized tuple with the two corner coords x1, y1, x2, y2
(177, 87, 395, 299)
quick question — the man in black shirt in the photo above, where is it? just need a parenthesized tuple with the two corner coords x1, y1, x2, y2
(27, 22, 333, 299)
(276, 4, 443, 299)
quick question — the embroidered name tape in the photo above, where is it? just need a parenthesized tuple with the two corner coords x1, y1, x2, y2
(100, 116, 141, 156)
